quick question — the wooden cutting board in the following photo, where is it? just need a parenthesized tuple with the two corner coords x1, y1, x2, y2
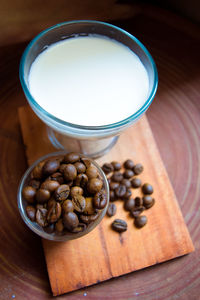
(18, 105, 194, 296)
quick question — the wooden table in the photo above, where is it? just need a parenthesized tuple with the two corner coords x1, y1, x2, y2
(0, 3, 199, 299)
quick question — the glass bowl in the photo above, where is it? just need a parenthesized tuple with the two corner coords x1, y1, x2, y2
(17, 151, 109, 241)
(19, 20, 158, 158)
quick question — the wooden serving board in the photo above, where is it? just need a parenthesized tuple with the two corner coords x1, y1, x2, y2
(18, 105, 194, 296)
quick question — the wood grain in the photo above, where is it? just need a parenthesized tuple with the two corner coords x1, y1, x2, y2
(18, 106, 194, 296)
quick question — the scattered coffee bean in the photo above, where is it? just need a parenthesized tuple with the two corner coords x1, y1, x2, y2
(22, 186, 36, 204)
(130, 207, 145, 218)
(74, 162, 86, 174)
(121, 178, 131, 188)
(102, 163, 114, 174)
(64, 164, 77, 181)
(123, 169, 134, 179)
(124, 198, 135, 211)
(26, 205, 36, 221)
(36, 189, 51, 203)
(63, 212, 79, 231)
(133, 163, 144, 175)
(112, 219, 127, 232)
(55, 184, 70, 201)
(142, 183, 153, 195)
(64, 152, 80, 163)
(134, 215, 147, 228)
(110, 190, 116, 202)
(93, 191, 107, 209)
(122, 189, 132, 200)
(111, 171, 123, 182)
(43, 159, 60, 176)
(107, 203, 117, 217)
(115, 184, 126, 198)
(131, 177, 142, 188)
(109, 181, 119, 190)
(111, 161, 121, 171)
(135, 196, 143, 207)
(143, 196, 155, 209)
(87, 178, 103, 194)
(123, 159, 134, 169)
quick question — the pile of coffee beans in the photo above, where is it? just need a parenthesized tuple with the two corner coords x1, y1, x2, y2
(23, 152, 107, 235)
(102, 159, 155, 233)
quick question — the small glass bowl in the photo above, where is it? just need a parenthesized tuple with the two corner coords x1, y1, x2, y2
(17, 151, 109, 241)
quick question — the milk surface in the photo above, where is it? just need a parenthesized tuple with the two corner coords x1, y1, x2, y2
(28, 35, 149, 126)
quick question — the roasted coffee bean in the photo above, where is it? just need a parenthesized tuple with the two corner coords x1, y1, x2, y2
(63, 164, 77, 181)
(55, 184, 70, 201)
(143, 195, 155, 209)
(86, 166, 98, 179)
(72, 195, 86, 213)
(123, 159, 134, 169)
(111, 161, 121, 171)
(122, 189, 132, 200)
(28, 179, 40, 190)
(36, 188, 51, 203)
(75, 173, 88, 187)
(71, 223, 87, 233)
(130, 207, 145, 218)
(41, 180, 60, 193)
(142, 183, 153, 195)
(36, 208, 48, 227)
(55, 218, 64, 233)
(112, 219, 127, 233)
(64, 152, 80, 163)
(79, 212, 100, 224)
(135, 196, 143, 207)
(22, 186, 36, 204)
(124, 198, 135, 211)
(62, 199, 74, 213)
(49, 172, 64, 184)
(70, 186, 83, 198)
(74, 162, 86, 174)
(134, 215, 147, 228)
(87, 178, 103, 194)
(115, 184, 126, 198)
(26, 205, 36, 221)
(81, 158, 91, 169)
(59, 164, 67, 174)
(44, 223, 55, 233)
(109, 181, 119, 190)
(93, 191, 107, 209)
(63, 212, 79, 231)
(43, 159, 60, 176)
(111, 171, 123, 182)
(133, 163, 144, 175)
(131, 177, 142, 188)
(106, 203, 116, 217)
(47, 198, 56, 209)
(121, 178, 131, 188)
(36, 204, 45, 210)
(110, 190, 116, 202)
(102, 163, 114, 174)
(123, 169, 134, 179)
(84, 197, 96, 215)
(31, 161, 45, 179)
(47, 202, 62, 223)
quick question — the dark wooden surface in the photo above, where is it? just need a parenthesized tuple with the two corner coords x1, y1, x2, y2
(0, 4, 200, 300)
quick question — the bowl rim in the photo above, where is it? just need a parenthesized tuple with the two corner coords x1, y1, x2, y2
(17, 151, 109, 241)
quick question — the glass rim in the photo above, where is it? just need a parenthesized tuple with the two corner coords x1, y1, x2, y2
(19, 20, 158, 131)
(17, 151, 109, 241)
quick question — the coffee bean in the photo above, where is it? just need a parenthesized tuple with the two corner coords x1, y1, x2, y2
(55, 218, 64, 233)
(124, 198, 135, 211)
(47, 198, 56, 209)
(123, 159, 134, 169)
(44, 223, 55, 233)
(62, 200, 74, 213)
(63, 212, 79, 231)
(28, 179, 40, 190)
(74, 162, 86, 174)
(111, 161, 121, 171)
(111, 172, 123, 182)
(75, 173, 88, 187)
(59, 164, 67, 174)
(112, 219, 127, 233)
(110, 190, 116, 202)
(86, 166, 98, 179)
(41, 180, 60, 193)
(36, 208, 48, 227)
(55, 184, 70, 201)
(31, 161, 45, 179)
(115, 184, 126, 198)
(47, 202, 62, 223)
(81, 158, 91, 169)
(64, 164, 77, 181)
(36, 188, 51, 203)
(22, 186, 36, 204)
(121, 179, 131, 188)
(135, 196, 143, 207)
(143, 195, 155, 209)
(102, 163, 114, 174)
(80, 212, 100, 224)
(131, 177, 142, 188)
(64, 152, 80, 163)
(109, 181, 119, 190)
(49, 172, 64, 184)
(71, 223, 87, 233)
(107, 203, 117, 217)
(142, 183, 153, 195)
(123, 169, 134, 179)
(26, 205, 36, 221)
(122, 189, 132, 200)
(87, 178, 103, 194)
(72, 195, 86, 212)
(43, 159, 60, 176)
(70, 186, 83, 198)
(133, 163, 144, 175)
(84, 197, 96, 215)
(130, 207, 145, 218)
(93, 191, 107, 209)
(134, 215, 147, 228)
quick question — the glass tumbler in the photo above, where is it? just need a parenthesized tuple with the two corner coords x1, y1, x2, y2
(19, 20, 158, 158)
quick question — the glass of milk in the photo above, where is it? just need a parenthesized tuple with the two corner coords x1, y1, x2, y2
(20, 20, 158, 157)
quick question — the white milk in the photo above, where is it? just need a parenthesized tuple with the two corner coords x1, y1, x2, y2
(28, 35, 149, 126)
